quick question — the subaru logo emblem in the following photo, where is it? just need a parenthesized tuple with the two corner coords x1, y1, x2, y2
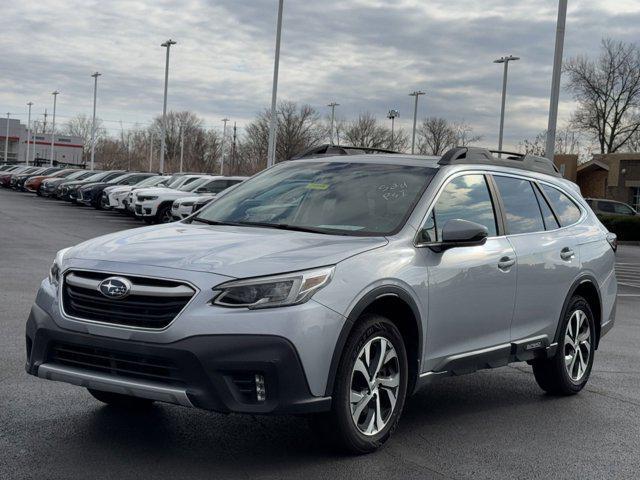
(98, 276, 132, 299)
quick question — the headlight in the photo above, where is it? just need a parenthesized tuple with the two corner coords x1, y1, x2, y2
(181, 201, 194, 207)
(48, 248, 70, 286)
(139, 195, 158, 201)
(212, 266, 334, 309)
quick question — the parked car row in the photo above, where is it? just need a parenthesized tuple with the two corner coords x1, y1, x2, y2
(0, 163, 247, 224)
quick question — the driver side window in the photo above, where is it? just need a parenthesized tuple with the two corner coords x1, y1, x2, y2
(422, 174, 498, 242)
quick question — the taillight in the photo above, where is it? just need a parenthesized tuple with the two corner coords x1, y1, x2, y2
(606, 232, 617, 252)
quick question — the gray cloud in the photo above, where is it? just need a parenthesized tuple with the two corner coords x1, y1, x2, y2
(0, 0, 638, 150)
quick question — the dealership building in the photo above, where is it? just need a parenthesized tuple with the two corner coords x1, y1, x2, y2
(0, 117, 84, 166)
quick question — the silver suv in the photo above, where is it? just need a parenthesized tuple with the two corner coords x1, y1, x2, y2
(26, 147, 617, 453)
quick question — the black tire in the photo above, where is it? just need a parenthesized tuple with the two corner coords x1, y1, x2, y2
(311, 314, 408, 454)
(156, 204, 173, 224)
(532, 295, 596, 395)
(87, 389, 155, 409)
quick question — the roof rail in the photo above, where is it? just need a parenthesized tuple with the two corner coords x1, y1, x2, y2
(291, 144, 399, 160)
(438, 146, 560, 177)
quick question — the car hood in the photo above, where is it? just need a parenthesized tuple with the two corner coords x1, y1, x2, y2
(67, 222, 388, 278)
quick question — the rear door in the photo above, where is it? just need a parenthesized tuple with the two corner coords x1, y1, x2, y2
(422, 173, 517, 371)
(491, 174, 582, 345)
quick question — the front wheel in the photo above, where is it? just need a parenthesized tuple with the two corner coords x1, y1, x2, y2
(156, 204, 174, 224)
(531, 295, 595, 395)
(312, 314, 408, 454)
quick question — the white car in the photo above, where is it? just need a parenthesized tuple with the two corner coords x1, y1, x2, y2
(170, 176, 247, 220)
(171, 195, 216, 220)
(135, 175, 244, 223)
(103, 175, 168, 210)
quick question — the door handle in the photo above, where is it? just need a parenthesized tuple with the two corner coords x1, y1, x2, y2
(560, 247, 575, 261)
(498, 256, 516, 270)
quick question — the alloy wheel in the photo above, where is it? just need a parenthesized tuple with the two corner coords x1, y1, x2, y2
(564, 309, 591, 382)
(160, 209, 173, 223)
(349, 336, 400, 436)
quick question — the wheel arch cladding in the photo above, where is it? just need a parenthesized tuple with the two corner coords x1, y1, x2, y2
(325, 286, 423, 397)
(556, 276, 602, 349)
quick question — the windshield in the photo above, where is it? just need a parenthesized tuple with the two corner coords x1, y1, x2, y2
(107, 173, 134, 184)
(77, 171, 111, 182)
(194, 161, 436, 236)
(179, 177, 210, 192)
(63, 170, 90, 180)
(135, 176, 164, 187)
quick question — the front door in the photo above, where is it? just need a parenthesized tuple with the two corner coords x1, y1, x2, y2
(421, 173, 517, 372)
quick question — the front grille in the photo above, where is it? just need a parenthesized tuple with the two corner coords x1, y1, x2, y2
(49, 342, 183, 385)
(62, 270, 196, 329)
(135, 204, 142, 214)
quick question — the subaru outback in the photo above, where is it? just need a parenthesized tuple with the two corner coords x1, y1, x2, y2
(26, 147, 617, 453)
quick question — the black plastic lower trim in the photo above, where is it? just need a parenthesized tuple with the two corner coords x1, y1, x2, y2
(25, 303, 330, 415)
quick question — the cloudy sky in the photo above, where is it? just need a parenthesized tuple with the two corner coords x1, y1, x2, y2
(1, 0, 639, 150)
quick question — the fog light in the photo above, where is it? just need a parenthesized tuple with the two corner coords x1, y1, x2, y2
(255, 374, 266, 402)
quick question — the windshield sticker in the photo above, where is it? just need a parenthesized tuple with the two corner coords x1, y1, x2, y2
(378, 181, 408, 200)
(306, 183, 329, 190)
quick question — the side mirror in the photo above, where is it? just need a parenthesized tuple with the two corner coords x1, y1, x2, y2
(428, 219, 488, 252)
(195, 187, 207, 193)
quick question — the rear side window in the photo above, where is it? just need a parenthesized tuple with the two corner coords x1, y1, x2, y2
(533, 184, 560, 230)
(426, 174, 497, 241)
(493, 176, 545, 234)
(540, 184, 582, 226)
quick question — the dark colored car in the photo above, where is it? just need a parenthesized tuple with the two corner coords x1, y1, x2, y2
(57, 171, 125, 202)
(78, 172, 156, 209)
(11, 167, 61, 190)
(40, 170, 97, 197)
(585, 198, 638, 217)
(0, 166, 41, 188)
(25, 168, 80, 193)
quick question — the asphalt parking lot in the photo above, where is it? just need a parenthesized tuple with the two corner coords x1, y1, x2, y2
(1, 188, 639, 480)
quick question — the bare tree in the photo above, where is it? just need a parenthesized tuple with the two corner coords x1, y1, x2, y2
(416, 117, 481, 155)
(241, 100, 325, 171)
(343, 113, 390, 149)
(520, 127, 582, 156)
(565, 38, 640, 153)
(63, 114, 106, 163)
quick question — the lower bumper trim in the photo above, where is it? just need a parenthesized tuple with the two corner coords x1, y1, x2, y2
(38, 363, 194, 407)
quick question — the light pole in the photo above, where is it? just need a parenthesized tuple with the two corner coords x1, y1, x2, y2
(90, 72, 101, 170)
(148, 133, 154, 172)
(49, 91, 59, 166)
(220, 118, 229, 174)
(266, 0, 284, 167)
(409, 91, 425, 154)
(494, 55, 520, 157)
(4, 112, 9, 164)
(159, 39, 177, 174)
(546, 0, 568, 162)
(26, 102, 33, 165)
(179, 121, 185, 173)
(328, 102, 339, 145)
(387, 109, 399, 150)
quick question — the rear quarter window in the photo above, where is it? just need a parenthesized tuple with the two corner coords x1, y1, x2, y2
(540, 184, 582, 227)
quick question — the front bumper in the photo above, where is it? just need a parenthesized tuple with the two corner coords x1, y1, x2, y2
(133, 201, 159, 217)
(26, 302, 331, 414)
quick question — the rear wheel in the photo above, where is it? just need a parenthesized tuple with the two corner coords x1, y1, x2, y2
(312, 314, 408, 454)
(532, 296, 595, 395)
(87, 389, 155, 409)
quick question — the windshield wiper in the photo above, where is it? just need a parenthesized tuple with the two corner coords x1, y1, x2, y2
(235, 221, 341, 235)
(190, 217, 238, 226)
